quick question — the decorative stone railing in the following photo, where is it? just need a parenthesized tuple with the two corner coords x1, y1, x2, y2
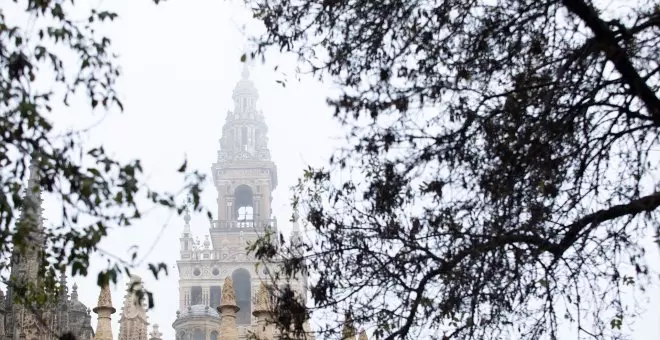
(208, 219, 277, 232)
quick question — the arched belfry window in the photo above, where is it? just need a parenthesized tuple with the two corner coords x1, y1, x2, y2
(234, 185, 253, 221)
(193, 329, 204, 340)
(232, 268, 252, 324)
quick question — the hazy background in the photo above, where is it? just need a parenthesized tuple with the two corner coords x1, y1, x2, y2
(8, 0, 659, 339)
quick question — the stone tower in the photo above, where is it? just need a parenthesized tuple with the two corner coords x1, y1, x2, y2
(173, 64, 279, 340)
(1, 156, 94, 340)
(5, 157, 49, 340)
(92, 284, 116, 340)
(118, 276, 149, 340)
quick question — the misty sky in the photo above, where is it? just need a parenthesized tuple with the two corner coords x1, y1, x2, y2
(5, 0, 659, 339)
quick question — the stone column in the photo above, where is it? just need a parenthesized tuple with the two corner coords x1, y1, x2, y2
(252, 282, 273, 340)
(217, 277, 239, 340)
(92, 285, 116, 340)
(202, 287, 210, 306)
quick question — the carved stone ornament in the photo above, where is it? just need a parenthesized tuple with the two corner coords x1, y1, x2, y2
(221, 276, 237, 306)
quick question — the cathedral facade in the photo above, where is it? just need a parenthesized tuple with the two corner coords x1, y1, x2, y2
(1, 65, 366, 340)
(0, 157, 96, 340)
(0, 156, 160, 340)
(171, 65, 311, 340)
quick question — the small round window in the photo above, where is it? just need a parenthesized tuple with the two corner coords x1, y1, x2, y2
(193, 268, 201, 276)
(212, 268, 220, 276)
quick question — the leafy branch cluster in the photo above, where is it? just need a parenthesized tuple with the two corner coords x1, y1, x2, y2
(0, 0, 208, 316)
(247, 0, 660, 339)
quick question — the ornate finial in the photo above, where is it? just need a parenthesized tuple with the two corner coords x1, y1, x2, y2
(59, 271, 69, 301)
(203, 235, 210, 249)
(71, 283, 79, 300)
(94, 284, 116, 314)
(27, 154, 40, 190)
(149, 324, 163, 340)
(358, 329, 368, 340)
(183, 196, 192, 234)
(253, 281, 270, 314)
(129, 274, 143, 285)
(292, 209, 301, 232)
(93, 284, 116, 340)
(220, 276, 237, 307)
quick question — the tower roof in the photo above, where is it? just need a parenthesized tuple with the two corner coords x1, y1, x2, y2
(220, 276, 237, 307)
(253, 281, 271, 315)
(232, 63, 258, 99)
(93, 284, 116, 314)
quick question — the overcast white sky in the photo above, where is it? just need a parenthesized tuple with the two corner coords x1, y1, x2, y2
(5, 0, 659, 339)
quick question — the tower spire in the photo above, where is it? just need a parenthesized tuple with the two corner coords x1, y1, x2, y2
(92, 284, 116, 340)
(218, 276, 239, 340)
(252, 282, 274, 340)
(118, 275, 149, 340)
(58, 270, 69, 303)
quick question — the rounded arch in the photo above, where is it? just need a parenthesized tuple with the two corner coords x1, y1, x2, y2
(232, 268, 252, 324)
(210, 331, 218, 340)
(233, 185, 254, 221)
(193, 329, 204, 340)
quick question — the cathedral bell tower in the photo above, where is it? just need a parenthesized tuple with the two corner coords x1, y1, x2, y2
(173, 64, 279, 340)
(211, 64, 277, 231)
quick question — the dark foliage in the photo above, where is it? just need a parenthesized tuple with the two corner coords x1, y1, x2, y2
(1, 0, 208, 336)
(246, 0, 660, 339)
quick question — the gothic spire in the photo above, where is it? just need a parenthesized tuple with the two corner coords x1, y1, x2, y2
(58, 270, 69, 303)
(71, 283, 79, 301)
(118, 275, 149, 340)
(18, 155, 44, 236)
(253, 281, 270, 315)
(220, 276, 237, 308)
(218, 276, 239, 340)
(92, 284, 116, 340)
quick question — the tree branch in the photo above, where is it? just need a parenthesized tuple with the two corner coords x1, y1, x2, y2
(561, 0, 660, 122)
(555, 191, 660, 257)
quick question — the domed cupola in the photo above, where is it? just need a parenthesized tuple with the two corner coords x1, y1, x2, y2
(177, 304, 220, 320)
(232, 65, 258, 103)
(172, 304, 221, 340)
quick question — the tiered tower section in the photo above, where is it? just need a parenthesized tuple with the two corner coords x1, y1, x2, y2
(174, 65, 279, 340)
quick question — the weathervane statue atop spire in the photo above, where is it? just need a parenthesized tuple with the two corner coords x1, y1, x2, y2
(241, 61, 250, 79)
